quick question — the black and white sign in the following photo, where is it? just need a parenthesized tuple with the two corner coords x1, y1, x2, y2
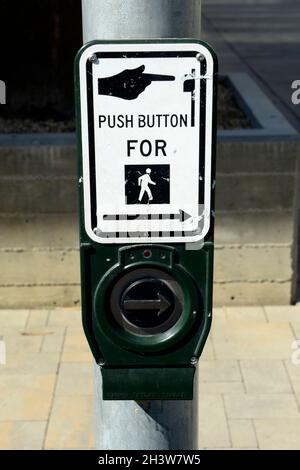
(78, 41, 216, 243)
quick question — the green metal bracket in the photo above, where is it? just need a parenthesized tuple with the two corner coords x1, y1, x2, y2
(102, 367, 195, 400)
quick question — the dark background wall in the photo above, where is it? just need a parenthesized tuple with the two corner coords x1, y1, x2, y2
(0, 0, 82, 119)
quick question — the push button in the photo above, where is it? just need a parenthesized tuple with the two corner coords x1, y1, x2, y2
(121, 278, 175, 329)
(109, 268, 184, 336)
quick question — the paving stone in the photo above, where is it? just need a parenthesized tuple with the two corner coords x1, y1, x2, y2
(198, 395, 230, 448)
(284, 360, 300, 394)
(213, 307, 227, 320)
(212, 321, 294, 359)
(3, 327, 65, 355)
(45, 395, 95, 449)
(0, 327, 17, 336)
(211, 314, 227, 326)
(55, 363, 93, 396)
(204, 447, 251, 450)
(200, 338, 215, 361)
(0, 352, 59, 375)
(199, 381, 244, 394)
(41, 328, 65, 353)
(3, 333, 43, 353)
(48, 308, 82, 327)
(240, 359, 292, 393)
(26, 310, 49, 328)
(61, 351, 92, 363)
(264, 305, 300, 323)
(0, 421, 46, 450)
(61, 327, 91, 363)
(228, 420, 258, 449)
(198, 360, 241, 382)
(224, 394, 299, 419)
(1, 303, 300, 449)
(0, 310, 29, 328)
(63, 327, 90, 352)
(290, 322, 300, 339)
(254, 419, 300, 450)
(226, 306, 267, 323)
(0, 374, 56, 421)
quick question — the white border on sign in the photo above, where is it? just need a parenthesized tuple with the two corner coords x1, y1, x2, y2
(78, 42, 214, 244)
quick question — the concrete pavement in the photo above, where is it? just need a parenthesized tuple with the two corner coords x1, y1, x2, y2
(0, 305, 300, 449)
(202, 0, 300, 131)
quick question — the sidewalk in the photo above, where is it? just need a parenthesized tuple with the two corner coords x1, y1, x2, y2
(202, 0, 300, 131)
(0, 306, 300, 450)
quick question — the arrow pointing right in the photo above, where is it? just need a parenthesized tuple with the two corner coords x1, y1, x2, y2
(123, 292, 171, 316)
(176, 210, 192, 222)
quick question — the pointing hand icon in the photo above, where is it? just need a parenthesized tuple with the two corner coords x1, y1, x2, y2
(98, 65, 175, 100)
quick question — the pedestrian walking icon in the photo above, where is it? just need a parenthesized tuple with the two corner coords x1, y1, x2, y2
(125, 164, 170, 205)
(138, 168, 156, 202)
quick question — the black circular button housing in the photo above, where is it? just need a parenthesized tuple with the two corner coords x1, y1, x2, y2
(109, 268, 184, 336)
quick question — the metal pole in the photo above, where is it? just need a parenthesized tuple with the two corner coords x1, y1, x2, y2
(82, 0, 202, 451)
(82, 0, 201, 41)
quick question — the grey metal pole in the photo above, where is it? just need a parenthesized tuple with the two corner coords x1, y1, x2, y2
(82, 0, 202, 451)
(82, 0, 201, 41)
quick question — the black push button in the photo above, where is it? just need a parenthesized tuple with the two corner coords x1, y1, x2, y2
(109, 268, 184, 336)
(121, 278, 175, 329)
